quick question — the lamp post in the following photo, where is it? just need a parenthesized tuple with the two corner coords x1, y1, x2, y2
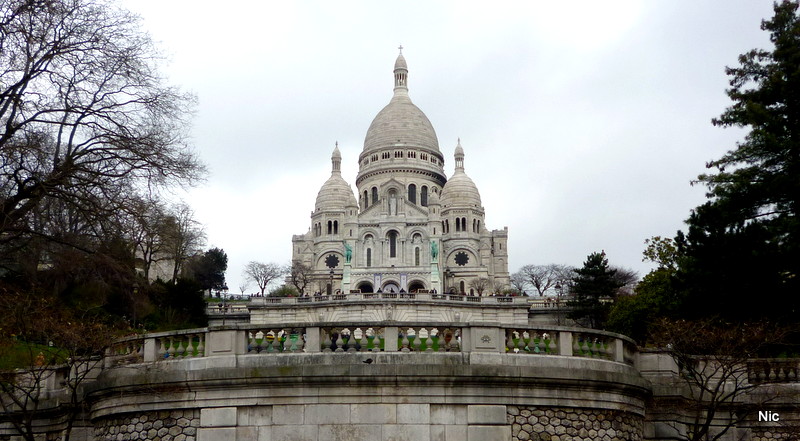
(554, 282, 563, 325)
(131, 281, 139, 327)
(444, 267, 452, 293)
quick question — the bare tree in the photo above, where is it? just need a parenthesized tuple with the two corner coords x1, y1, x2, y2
(649, 318, 798, 441)
(126, 197, 170, 281)
(610, 266, 639, 296)
(161, 203, 206, 283)
(492, 280, 506, 295)
(468, 277, 491, 296)
(509, 272, 528, 295)
(0, 290, 114, 441)
(0, 0, 204, 243)
(243, 261, 286, 295)
(518, 264, 574, 296)
(289, 260, 313, 295)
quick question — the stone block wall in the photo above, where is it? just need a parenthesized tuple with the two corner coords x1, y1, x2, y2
(192, 403, 510, 441)
(88, 405, 646, 441)
(93, 410, 200, 441)
(507, 406, 643, 441)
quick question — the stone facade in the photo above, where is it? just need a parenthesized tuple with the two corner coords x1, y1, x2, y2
(93, 410, 200, 441)
(292, 51, 509, 296)
(507, 406, 643, 441)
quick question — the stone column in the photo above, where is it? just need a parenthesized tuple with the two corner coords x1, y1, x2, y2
(342, 262, 351, 293)
(384, 326, 399, 352)
(559, 331, 573, 356)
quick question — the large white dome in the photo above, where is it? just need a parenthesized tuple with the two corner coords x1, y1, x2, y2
(362, 93, 440, 155)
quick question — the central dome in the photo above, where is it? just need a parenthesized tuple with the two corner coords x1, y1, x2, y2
(361, 51, 440, 156)
(363, 94, 440, 154)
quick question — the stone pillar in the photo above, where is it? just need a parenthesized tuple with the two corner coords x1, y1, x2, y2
(559, 331, 573, 356)
(430, 262, 441, 293)
(342, 262, 351, 293)
(205, 329, 247, 356)
(384, 326, 399, 352)
(467, 327, 503, 353)
(305, 327, 321, 353)
(143, 336, 159, 362)
(614, 338, 625, 363)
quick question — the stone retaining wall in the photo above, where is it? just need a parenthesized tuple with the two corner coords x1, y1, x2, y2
(93, 410, 200, 441)
(508, 406, 643, 441)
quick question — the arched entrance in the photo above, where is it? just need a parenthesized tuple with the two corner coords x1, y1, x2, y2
(408, 281, 426, 293)
(382, 282, 400, 293)
(357, 282, 374, 293)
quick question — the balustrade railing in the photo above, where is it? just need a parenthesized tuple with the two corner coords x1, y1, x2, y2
(104, 325, 637, 367)
(398, 326, 461, 352)
(158, 332, 205, 359)
(107, 336, 145, 366)
(572, 332, 614, 360)
(504, 328, 558, 354)
(207, 293, 534, 315)
(247, 327, 305, 353)
(321, 326, 384, 352)
(748, 359, 800, 384)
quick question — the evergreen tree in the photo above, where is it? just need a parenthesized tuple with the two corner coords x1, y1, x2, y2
(679, 1, 800, 321)
(185, 248, 228, 294)
(568, 251, 622, 329)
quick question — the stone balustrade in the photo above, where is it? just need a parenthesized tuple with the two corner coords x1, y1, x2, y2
(748, 358, 800, 384)
(253, 292, 530, 305)
(102, 323, 638, 366)
(207, 295, 574, 318)
(11, 328, 800, 441)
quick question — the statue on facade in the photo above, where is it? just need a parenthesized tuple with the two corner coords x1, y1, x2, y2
(344, 241, 352, 263)
(389, 193, 397, 215)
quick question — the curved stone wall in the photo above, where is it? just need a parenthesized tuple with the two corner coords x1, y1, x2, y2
(86, 352, 648, 441)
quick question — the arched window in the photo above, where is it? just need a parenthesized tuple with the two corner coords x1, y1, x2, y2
(462, 217, 467, 231)
(408, 184, 417, 204)
(477, 220, 481, 232)
(421, 186, 428, 206)
(389, 231, 397, 258)
(415, 247, 420, 266)
(460, 281, 465, 294)
(366, 248, 372, 267)
(363, 190, 369, 208)
(327, 221, 332, 234)
(473, 219, 476, 233)
(371, 187, 378, 205)
(455, 218, 461, 232)
(445, 219, 449, 233)
(333, 220, 338, 234)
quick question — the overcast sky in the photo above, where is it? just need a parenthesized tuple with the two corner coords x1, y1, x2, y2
(121, 1, 776, 294)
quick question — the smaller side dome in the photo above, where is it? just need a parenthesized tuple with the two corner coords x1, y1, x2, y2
(441, 140, 482, 208)
(315, 144, 357, 210)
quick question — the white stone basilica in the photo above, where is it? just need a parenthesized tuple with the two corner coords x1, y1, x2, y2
(292, 51, 509, 295)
